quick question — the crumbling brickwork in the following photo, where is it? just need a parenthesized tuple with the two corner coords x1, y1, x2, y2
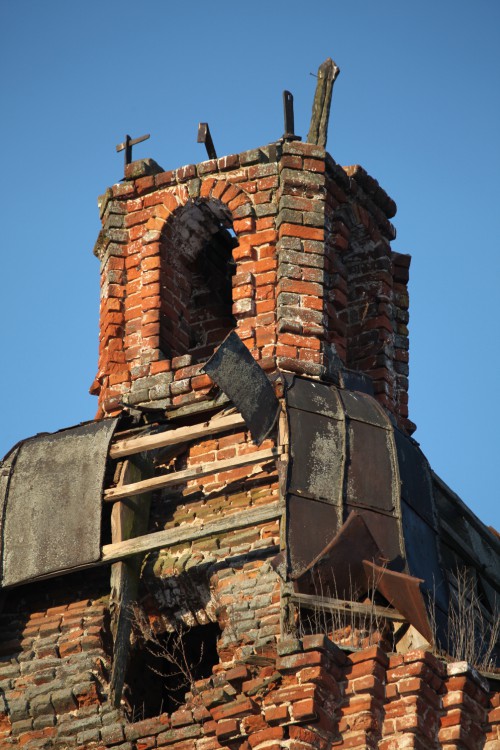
(1, 596, 499, 750)
(2, 129, 498, 750)
(92, 141, 413, 433)
(0, 406, 498, 748)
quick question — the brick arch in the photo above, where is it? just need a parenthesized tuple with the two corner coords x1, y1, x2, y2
(143, 179, 255, 236)
(143, 181, 255, 365)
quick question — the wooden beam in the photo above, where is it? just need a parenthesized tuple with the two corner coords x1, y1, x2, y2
(110, 413, 246, 459)
(290, 591, 406, 622)
(109, 460, 152, 707)
(307, 58, 340, 148)
(104, 447, 280, 502)
(102, 503, 281, 564)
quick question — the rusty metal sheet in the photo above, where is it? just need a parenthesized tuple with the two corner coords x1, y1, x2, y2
(288, 407, 345, 504)
(203, 331, 280, 445)
(1, 419, 119, 588)
(394, 429, 435, 527)
(284, 374, 343, 419)
(345, 505, 405, 572)
(362, 560, 433, 644)
(338, 389, 389, 429)
(294, 511, 384, 599)
(287, 494, 341, 579)
(345, 421, 395, 512)
(400, 501, 449, 613)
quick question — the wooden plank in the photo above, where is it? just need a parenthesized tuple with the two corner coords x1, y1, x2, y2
(104, 447, 280, 502)
(164, 392, 229, 420)
(109, 460, 152, 707)
(110, 413, 246, 459)
(290, 591, 406, 623)
(102, 503, 282, 564)
(307, 58, 340, 148)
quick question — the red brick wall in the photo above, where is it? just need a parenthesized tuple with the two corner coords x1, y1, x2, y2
(2, 600, 498, 750)
(91, 142, 413, 433)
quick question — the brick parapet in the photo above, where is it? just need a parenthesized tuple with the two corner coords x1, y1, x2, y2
(381, 650, 446, 749)
(439, 662, 491, 750)
(0, 574, 118, 748)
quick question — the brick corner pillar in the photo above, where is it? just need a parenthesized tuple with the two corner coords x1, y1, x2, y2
(439, 661, 491, 750)
(276, 141, 328, 379)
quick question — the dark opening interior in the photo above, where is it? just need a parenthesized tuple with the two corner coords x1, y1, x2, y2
(124, 621, 221, 720)
(160, 200, 237, 363)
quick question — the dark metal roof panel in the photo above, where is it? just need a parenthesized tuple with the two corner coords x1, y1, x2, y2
(287, 494, 342, 579)
(338, 389, 390, 429)
(285, 374, 343, 419)
(401, 500, 449, 611)
(394, 429, 436, 528)
(0, 418, 118, 588)
(345, 420, 397, 513)
(203, 331, 280, 445)
(288, 407, 345, 504)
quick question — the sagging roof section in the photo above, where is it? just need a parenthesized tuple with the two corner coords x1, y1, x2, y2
(279, 374, 499, 658)
(0, 418, 118, 587)
(0, 358, 497, 664)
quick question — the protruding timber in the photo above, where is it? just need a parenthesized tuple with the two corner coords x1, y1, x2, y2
(307, 58, 340, 148)
(109, 460, 152, 707)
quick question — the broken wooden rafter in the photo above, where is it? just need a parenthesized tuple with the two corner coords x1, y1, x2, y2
(307, 58, 340, 148)
(110, 412, 246, 459)
(102, 502, 281, 564)
(289, 591, 406, 623)
(104, 446, 281, 503)
(109, 460, 152, 707)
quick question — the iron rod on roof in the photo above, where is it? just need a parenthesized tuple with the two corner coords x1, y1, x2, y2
(197, 122, 217, 160)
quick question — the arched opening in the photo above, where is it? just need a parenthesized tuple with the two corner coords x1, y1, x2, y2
(159, 199, 238, 363)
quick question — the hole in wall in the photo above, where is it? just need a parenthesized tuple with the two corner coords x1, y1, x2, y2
(124, 620, 221, 720)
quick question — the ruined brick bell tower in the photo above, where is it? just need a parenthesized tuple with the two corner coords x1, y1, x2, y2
(0, 60, 497, 750)
(91, 74, 412, 436)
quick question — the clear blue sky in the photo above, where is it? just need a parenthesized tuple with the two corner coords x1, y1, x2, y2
(1, 1, 499, 527)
